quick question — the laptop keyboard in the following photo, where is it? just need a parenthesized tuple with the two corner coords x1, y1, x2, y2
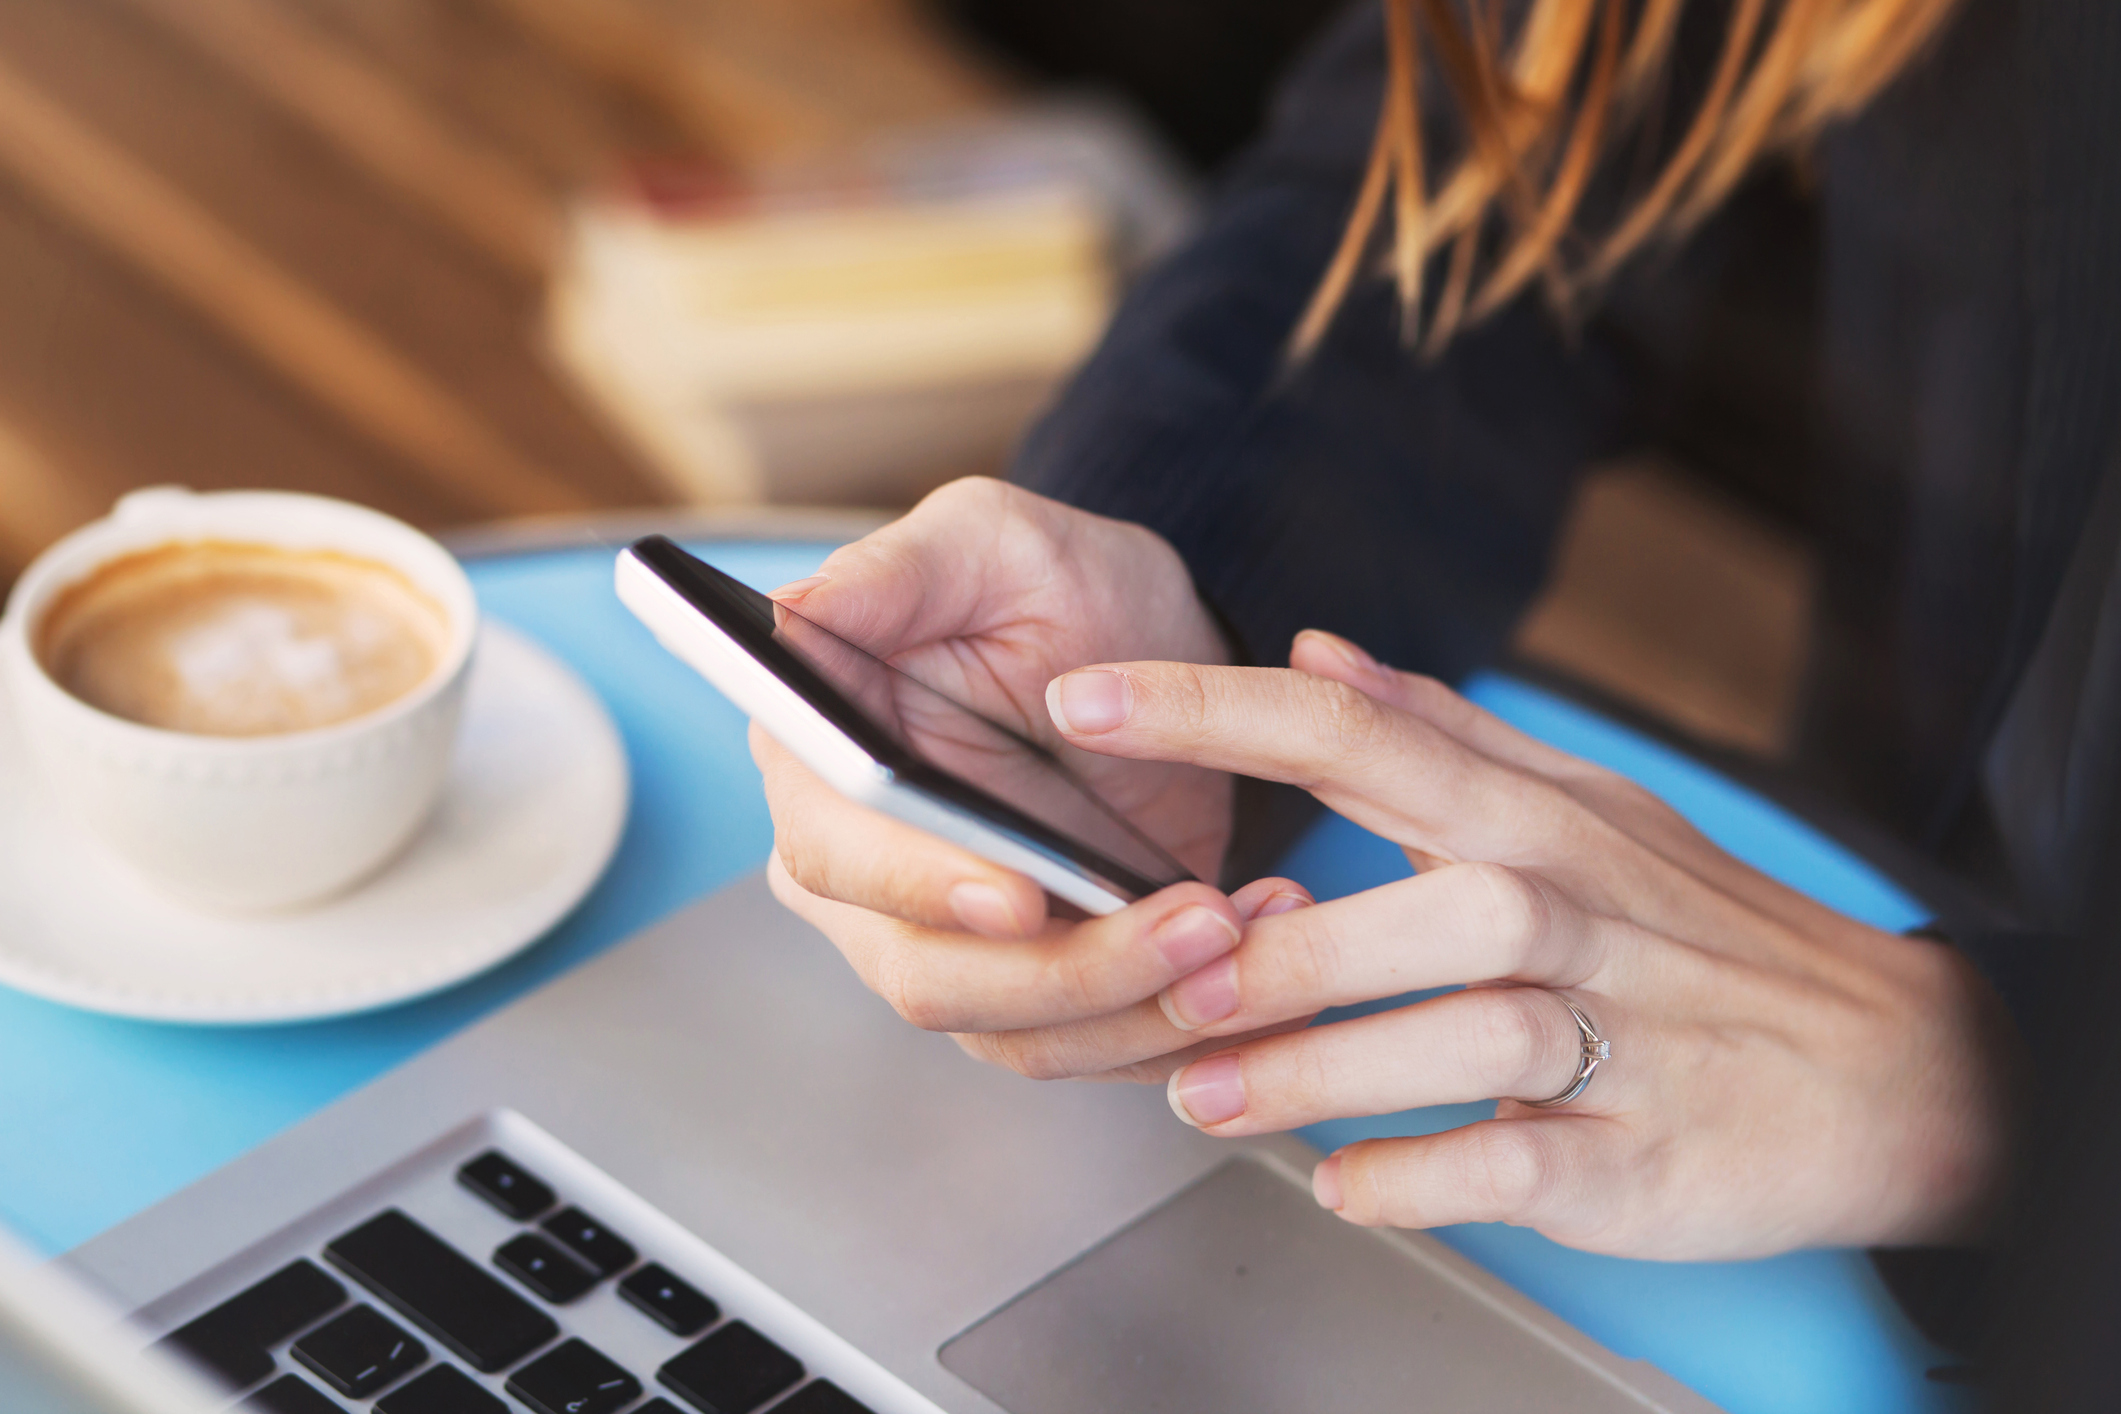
(158, 1141, 879, 1414)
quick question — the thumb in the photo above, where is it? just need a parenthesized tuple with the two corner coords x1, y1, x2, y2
(769, 477, 1022, 656)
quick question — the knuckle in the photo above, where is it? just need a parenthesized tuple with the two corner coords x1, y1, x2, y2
(1452, 862, 1552, 971)
(764, 853, 805, 910)
(923, 473, 1006, 514)
(1601, 775, 1662, 814)
(1570, 773, 1673, 832)
(1036, 945, 1112, 1023)
(1398, 672, 1466, 725)
(977, 1027, 1091, 1081)
(1101, 1057, 1181, 1085)
(1312, 678, 1382, 761)
(1272, 908, 1345, 999)
(1285, 1036, 1337, 1113)
(1470, 990, 1552, 1090)
(1118, 520, 1182, 575)
(775, 846, 835, 906)
(770, 820, 822, 888)
(894, 990, 951, 1033)
(1464, 1123, 1551, 1219)
(872, 949, 949, 1032)
(764, 791, 836, 891)
(1336, 1140, 1401, 1226)
(1160, 662, 1216, 737)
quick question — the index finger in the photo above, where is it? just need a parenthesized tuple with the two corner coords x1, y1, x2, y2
(752, 723, 1048, 938)
(1287, 631, 1867, 946)
(1045, 660, 1825, 954)
(1045, 661, 1550, 865)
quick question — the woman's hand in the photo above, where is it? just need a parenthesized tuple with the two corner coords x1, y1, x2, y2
(1027, 630, 2018, 1259)
(756, 484, 2013, 1258)
(756, 478, 1264, 1005)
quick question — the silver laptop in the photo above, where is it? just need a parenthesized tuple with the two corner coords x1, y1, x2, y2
(35, 872, 1718, 1413)
(0, 1225, 217, 1414)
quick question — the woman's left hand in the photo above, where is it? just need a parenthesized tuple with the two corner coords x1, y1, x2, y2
(1024, 630, 2018, 1260)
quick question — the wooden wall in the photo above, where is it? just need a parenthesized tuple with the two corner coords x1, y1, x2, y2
(0, 0, 1002, 587)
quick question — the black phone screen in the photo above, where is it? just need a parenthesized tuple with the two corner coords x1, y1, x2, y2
(631, 537, 1194, 901)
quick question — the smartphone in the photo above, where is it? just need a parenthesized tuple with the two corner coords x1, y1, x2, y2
(615, 536, 1194, 914)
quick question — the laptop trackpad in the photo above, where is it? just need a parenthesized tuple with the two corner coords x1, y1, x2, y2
(938, 1157, 1662, 1414)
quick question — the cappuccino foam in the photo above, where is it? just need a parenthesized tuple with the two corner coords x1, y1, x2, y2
(36, 541, 449, 737)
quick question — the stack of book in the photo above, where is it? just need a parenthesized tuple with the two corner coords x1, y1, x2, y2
(547, 105, 1190, 507)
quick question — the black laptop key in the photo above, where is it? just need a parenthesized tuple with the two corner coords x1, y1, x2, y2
(540, 1206, 636, 1277)
(457, 1151, 556, 1222)
(325, 1209, 558, 1373)
(632, 1402, 688, 1414)
(291, 1303, 428, 1398)
(162, 1258, 347, 1389)
(494, 1233, 597, 1304)
(505, 1337, 642, 1414)
(376, 1363, 508, 1414)
(773, 1381, 877, 1414)
(657, 1322, 803, 1414)
(242, 1373, 345, 1414)
(617, 1263, 718, 1336)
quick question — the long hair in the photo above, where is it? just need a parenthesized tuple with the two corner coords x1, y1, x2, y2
(1290, 0, 1964, 358)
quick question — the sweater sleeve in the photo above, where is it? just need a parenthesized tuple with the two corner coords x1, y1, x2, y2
(1010, 2, 1634, 680)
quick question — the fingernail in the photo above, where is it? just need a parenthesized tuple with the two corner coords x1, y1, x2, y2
(1254, 889, 1312, 918)
(1167, 1053, 1246, 1128)
(949, 881, 1022, 937)
(768, 575, 828, 601)
(1152, 905, 1240, 975)
(1048, 670, 1131, 734)
(1158, 954, 1239, 1031)
(1313, 1155, 1344, 1211)
(1298, 629, 1386, 680)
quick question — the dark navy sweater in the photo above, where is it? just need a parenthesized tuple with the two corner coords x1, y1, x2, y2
(1013, 2, 2121, 1401)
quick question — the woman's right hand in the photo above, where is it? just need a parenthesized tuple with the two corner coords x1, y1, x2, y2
(753, 477, 1243, 950)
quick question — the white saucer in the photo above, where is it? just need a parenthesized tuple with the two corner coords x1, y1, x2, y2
(0, 622, 629, 1024)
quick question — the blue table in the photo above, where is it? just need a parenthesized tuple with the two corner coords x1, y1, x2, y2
(0, 538, 1969, 1414)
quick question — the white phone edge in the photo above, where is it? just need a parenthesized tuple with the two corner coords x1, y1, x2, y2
(615, 547, 1134, 916)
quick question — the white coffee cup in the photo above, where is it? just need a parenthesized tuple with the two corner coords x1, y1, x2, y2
(0, 488, 478, 912)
